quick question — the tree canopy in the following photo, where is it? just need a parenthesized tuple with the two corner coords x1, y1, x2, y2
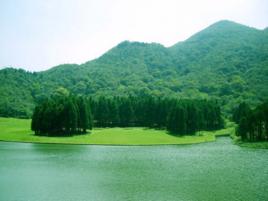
(32, 94, 223, 136)
(89, 96, 223, 135)
(235, 101, 268, 141)
(31, 95, 93, 136)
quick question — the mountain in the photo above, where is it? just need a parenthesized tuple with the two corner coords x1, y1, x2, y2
(0, 20, 268, 117)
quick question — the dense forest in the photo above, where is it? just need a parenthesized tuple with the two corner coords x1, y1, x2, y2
(234, 102, 268, 141)
(0, 20, 268, 118)
(90, 96, 223, 134)
(31, 89, 93, 136)
(32, 92, 223, 136)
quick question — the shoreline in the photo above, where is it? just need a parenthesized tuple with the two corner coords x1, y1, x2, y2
(0, 137, 218, 146)
(2, 134, 267, 149)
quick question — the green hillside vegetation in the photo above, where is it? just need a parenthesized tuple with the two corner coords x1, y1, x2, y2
(0, 20, 268, 118)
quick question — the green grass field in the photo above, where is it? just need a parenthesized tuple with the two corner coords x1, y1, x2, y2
(0, 117, 233, 145)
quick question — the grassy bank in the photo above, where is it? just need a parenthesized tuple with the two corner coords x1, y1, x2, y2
(0, 117, 231, 145)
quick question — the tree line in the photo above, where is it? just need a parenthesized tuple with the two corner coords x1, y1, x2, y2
(89, 96, 223, 134)
(31, 94, 224, 136)
(233, 101, 268, 141)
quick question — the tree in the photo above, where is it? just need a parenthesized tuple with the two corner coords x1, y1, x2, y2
(77, 97, 89, 133)
(237, 117, 248, 140)
(31, 106, 41, 135)
(232, 102, 251, 124)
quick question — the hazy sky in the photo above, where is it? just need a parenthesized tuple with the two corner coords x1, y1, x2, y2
(0, 0, 268, 71)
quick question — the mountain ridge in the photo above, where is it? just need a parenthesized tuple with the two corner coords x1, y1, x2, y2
(2, 20, 264, 72)
(0, 20, 267, 117)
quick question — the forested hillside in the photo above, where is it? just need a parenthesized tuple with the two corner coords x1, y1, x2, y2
(0, 20, 267, 118)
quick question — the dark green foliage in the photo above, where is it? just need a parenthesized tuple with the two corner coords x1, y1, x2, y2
(1, 20, 268, 118)
(77, 97, 90, 133)
(236, 101, 268, 141)
(32, 93, 223, 136)
(232, 102, 251, 124)
(167, 104, 187, 134)
(31, 95, 93, 136)
(89, 96, 224, 135)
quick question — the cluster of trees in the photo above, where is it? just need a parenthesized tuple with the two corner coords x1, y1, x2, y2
(31, 95, 93, 136)
(90, 96, 224, 135)
(234, 102, 268, 141)
(166, 100, 223, 134)
(31, 94, 224, 136)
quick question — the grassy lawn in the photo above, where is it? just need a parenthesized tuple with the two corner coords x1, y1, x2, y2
(0, 117, 231, 145)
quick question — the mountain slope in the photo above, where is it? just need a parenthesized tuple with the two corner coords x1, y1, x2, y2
(169, 20, 268, 109)
(0, 20, 267, 117)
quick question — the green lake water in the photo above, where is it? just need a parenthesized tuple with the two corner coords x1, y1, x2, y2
(0, 137, 268, 201)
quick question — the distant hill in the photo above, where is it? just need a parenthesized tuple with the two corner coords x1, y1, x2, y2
(1, 20, 267, 117)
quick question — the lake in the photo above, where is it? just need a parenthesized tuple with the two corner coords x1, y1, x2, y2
(0, 137, 268, 201)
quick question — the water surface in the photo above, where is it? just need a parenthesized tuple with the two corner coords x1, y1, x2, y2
(0, 137, 268, 201)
